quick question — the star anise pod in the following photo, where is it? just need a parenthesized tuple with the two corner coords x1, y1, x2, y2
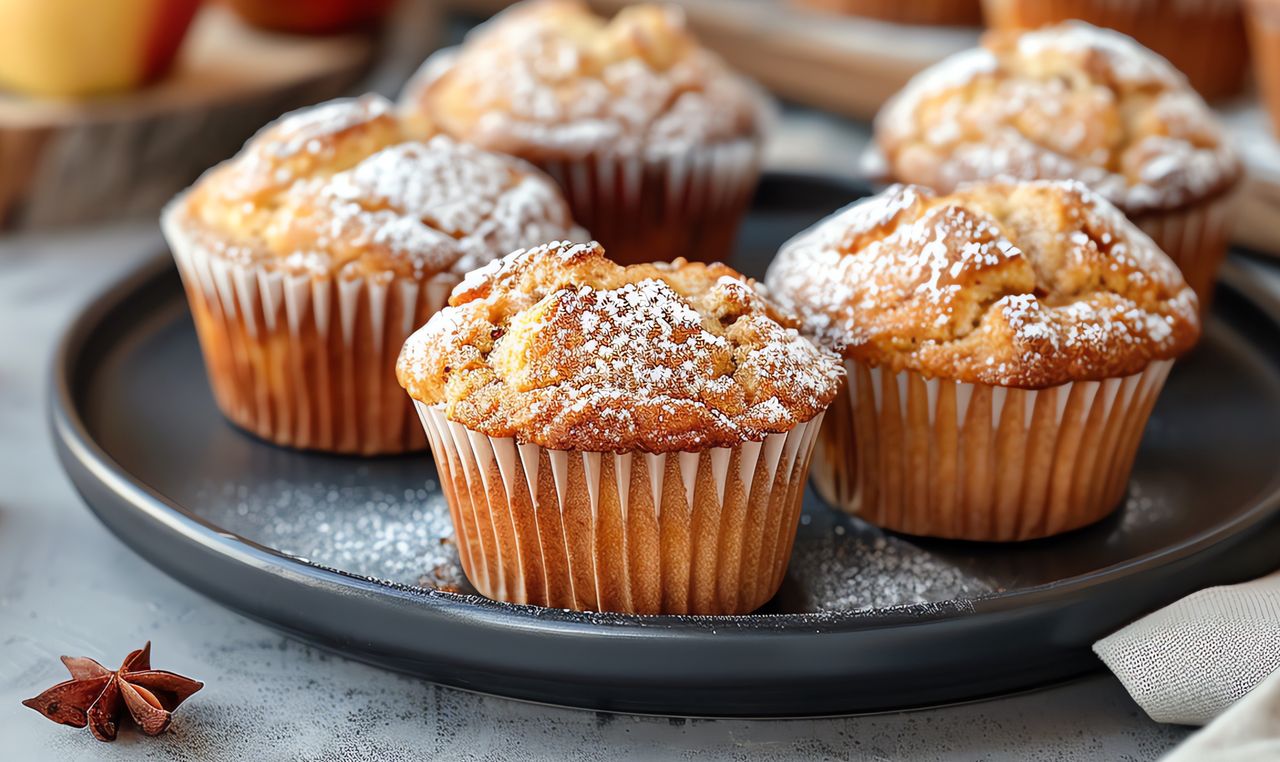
(22, 642, 203, 741)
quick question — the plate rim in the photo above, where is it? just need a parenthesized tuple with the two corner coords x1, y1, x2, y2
(50, 238, 1280, 637)
(45, 173, 1280, 714)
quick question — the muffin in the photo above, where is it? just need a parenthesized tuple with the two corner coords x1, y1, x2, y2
(397, 241, 842, 613)
(1246, 0, 1280, 136)
(791, 0, 981, 26)
(981, 0, 1249, 100)
(766, 181, 1199, 541)
(399, 0, 769, 266)
(163, 94, 583, 455)
(871, 22, 1242, 310)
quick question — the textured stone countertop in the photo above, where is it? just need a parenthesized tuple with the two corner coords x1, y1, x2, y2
(7, 115, 1275, 758)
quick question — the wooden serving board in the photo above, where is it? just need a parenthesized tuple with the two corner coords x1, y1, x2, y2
(0, 6, 377, 230)
(439, 0, 978, 119)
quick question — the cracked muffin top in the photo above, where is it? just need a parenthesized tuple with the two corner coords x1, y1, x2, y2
(166, 94, 582, 279)
(873, 22, 1240, 216)
(397, 241, 843, 452)
(399, 0, 767, 160)
(764, 181, 1200, 388)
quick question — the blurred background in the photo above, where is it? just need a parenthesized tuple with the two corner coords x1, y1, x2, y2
(1, 0, 1275, 256)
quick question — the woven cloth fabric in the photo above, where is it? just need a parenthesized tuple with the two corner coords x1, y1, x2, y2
(1163, 668, 1280, 761)
(1094, 570, 1280, 726)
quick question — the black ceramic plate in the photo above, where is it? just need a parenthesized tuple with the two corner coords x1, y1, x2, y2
(52, 174, 1280, 716)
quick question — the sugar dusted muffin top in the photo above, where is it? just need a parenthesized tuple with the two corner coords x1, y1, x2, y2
(400, 0, 767, 159)
(168, 94, 582, 279)
(397, 241, 843, 452)
(874, 22, 1240, 215)
(765, 181, 1200, 388)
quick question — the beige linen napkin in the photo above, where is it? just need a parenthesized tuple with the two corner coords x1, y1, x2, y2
(1093, 570, 1280, 726)
(1162, 668, 1280, 761)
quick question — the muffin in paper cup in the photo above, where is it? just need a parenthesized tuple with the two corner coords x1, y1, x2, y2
(162, 95, 584, 456)
(792, 0, 981, 26)
(766, 182, 1200, 541)
(870, 22, 1242, 311)
(398, 0, 770, 267)
(982, 0, 1248, 100)
(397, 241, 842, 613)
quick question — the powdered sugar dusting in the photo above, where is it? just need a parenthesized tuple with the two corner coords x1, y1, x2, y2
(267, 135, 582, 278)
(405, 1, 766, 158)
(399, 241, 843, 452)
(303, 135, 581, 276)
(765, 181, 1200, 388)
(875, 21, 1239, 213)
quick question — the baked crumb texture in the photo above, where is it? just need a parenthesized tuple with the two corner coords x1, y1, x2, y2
(401, 0, 764, 160)
(766, 181, 1200, 389)
(399, 240, 840, 613)
(164, 95, 582, 455)
(174, 94, 581, 280)
(398, 241, 843, 453)
(399, 0, 768, 266)
(875, 22, 1241, 216)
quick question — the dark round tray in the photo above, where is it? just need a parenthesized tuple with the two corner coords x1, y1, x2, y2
(51, 173, 1280, 716)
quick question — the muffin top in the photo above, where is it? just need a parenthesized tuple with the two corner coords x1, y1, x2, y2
(169, 94, 582, 279)
(764, 181, 1200, 388)
(400, 0, 767, 159)
(874, 22, 1240, 215)
(397, 241, 843, 452)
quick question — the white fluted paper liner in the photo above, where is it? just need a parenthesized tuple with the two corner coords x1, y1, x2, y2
(812, 359, 1174, 541)
(1134, 190, 1238, 311)
(533, 138, 761, 266)
(163, 203, 457, 455)
(415, 402, 824, 614)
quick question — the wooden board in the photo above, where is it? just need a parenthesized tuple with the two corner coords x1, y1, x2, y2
(439, 0, 977, 119)
(0, 6, 378, 230)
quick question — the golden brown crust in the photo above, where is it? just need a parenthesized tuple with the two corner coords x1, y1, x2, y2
(764, 181, 1200, 388)
(400, 0, 766, 160)
(874, 22, 1241, 215)
(169, 95, 582, 279)
(397, 241, 843, 452)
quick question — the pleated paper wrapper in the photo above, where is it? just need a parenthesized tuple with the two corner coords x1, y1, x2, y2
(1133, 190, 1237, 313)
(416, 403, 824, 615)
(164, 205, 457, 456)
(812, 359, 1174, 541)
(532, 137, 760, 266)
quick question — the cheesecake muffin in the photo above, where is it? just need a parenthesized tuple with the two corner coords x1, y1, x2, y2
(397, 241, 842, 613)
(766, 181, 1199, 541)
(792, 0, 981, 26)
(399, 0, 769, 266)
(982, 0, 1249, 100)
(1246, 0, 1280, 136)
(872, 22, 1242, 309)
(163, 94, 582, 455)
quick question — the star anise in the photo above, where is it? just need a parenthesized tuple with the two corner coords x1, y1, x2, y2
(22, 642, 203, 742)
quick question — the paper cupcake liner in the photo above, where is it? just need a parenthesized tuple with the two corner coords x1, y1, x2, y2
(794, 0, 981, 25)
(415, 402, 824, 614)
(812, 359, 1173, 541)
(981, 0, 1248, 99)
(1133, 190, 1237, 312)
(533, 138, 761, 266)
(164, 205, 456, 455)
